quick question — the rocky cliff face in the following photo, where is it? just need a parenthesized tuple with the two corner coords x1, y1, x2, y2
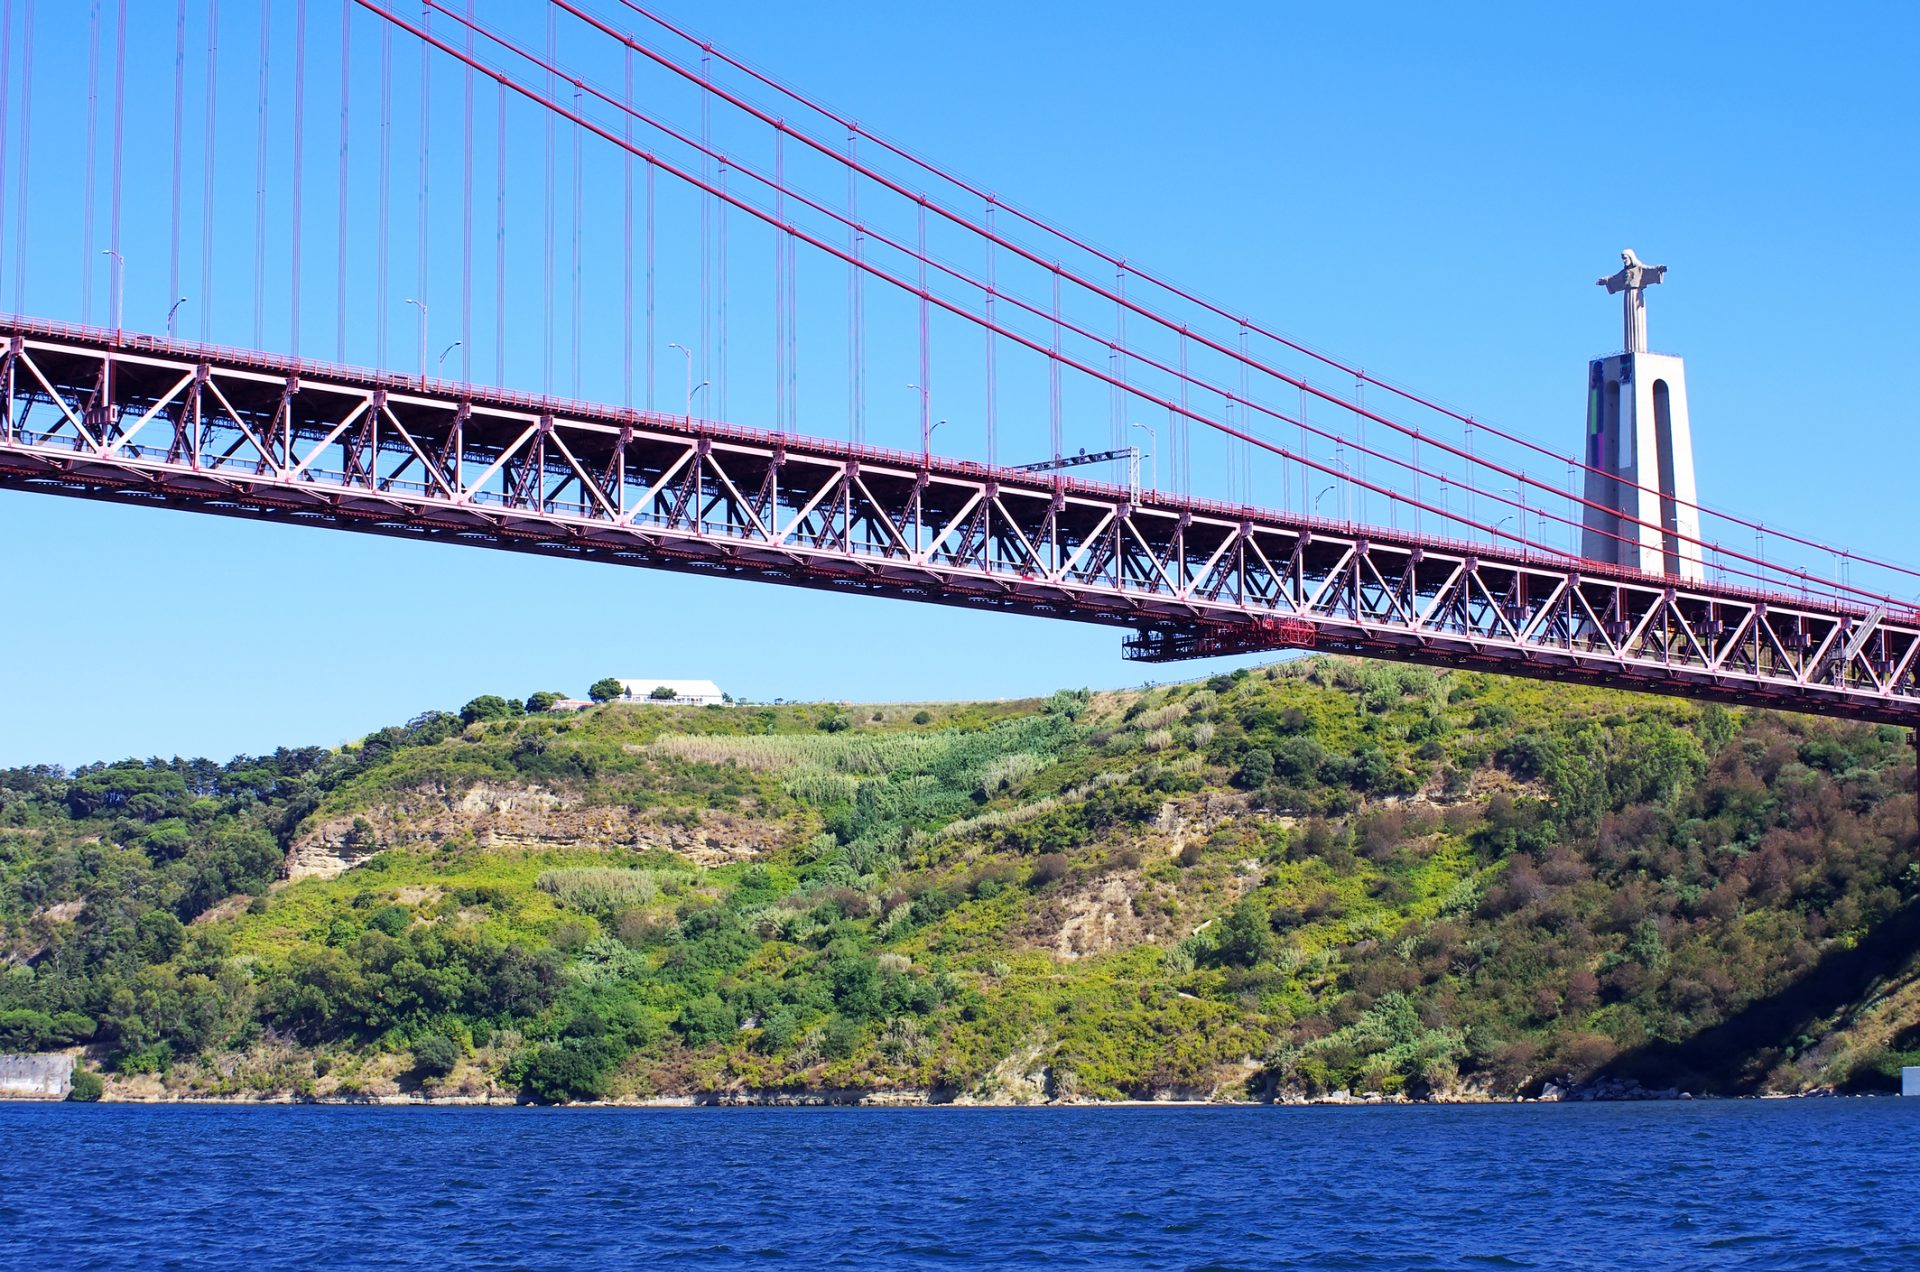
(288, 780, 783, 878)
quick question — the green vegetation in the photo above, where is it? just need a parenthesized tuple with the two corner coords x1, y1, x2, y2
(2, 660, 1916, 1103)
(67, 1065, 104, 1101)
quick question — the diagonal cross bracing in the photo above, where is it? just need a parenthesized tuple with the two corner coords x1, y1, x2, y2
(3, 320, 1919, 726)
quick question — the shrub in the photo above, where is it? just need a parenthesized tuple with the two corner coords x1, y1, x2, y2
(367, 905, 412, 937)
(821, 1014, 864, 1059)
(67, 1067, 104, 1102)
(819, 713, 854, 733)
(1238, 748, 1275, 789)
(536, 868, 663, 915)
(1029, 853, 1071, 887)
(758, 1009, 799, 1054)
(677, 993, 738, 1047)
(518, 1041, 619, 1103)
(412, 1033, 461, 1078)
(911, 710, 933, 725)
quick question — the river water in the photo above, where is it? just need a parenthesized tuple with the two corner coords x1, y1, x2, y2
(2, 1100, 1914, 1269)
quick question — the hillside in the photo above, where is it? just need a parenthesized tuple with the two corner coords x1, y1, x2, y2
(3, 658, 1917, 1104)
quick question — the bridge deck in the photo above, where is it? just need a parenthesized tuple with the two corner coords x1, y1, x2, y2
(4, 318, 1918, 726)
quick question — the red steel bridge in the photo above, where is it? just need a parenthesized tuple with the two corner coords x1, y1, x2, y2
(1, 1, 1916, 729)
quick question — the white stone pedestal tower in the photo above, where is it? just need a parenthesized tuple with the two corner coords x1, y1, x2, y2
(1580, 250, 1704, 581)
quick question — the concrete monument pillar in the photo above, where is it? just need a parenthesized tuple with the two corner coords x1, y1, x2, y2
(1580, 250, 1704, 581)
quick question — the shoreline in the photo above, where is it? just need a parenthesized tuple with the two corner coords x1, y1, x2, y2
(18, 1087, 1878, 1109)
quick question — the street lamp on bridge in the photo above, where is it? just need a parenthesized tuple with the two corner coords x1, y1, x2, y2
(907, 382, 932, 464)
(1131, 421, 1156, 493)
(166, 298, 188, 340)
(668, 342, 699, 422)
(100, 250, 124, 337)
(404, 298, 429, 387)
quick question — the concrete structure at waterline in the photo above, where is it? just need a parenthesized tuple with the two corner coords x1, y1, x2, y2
(1581, 250, 1705, 582)
(0, 1053, 74, 1099)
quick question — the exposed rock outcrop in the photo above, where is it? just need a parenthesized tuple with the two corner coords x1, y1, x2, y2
(287, 781, 781, 878)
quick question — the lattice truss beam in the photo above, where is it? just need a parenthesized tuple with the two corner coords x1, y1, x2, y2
(3, 322, 1917, 726)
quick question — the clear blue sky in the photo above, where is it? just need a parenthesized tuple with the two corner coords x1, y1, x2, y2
(1, 1, 1914, 768)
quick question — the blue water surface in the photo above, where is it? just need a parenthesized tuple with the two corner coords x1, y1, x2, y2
(1, 1100, 1914, 1269)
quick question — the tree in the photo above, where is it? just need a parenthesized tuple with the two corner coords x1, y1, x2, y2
(1208, 896, 1274, 968)
(1237, 748, 1275, 789)
(587, 677, 625, 703)
(460, 695, 513, 725)
(526, 691, 564, 713)
(649, 685, 678, 701)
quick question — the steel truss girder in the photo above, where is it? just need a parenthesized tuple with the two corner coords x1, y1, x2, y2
(4, 320, 1918, 726)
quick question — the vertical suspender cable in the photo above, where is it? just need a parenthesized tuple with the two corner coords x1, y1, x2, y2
(785, 169, 796, 432)
(645, 159, 654, 411)
(775, 130, 784, 431)
(571, 81, 582, 397)
(1048, 272, 1062, 464)
(109, 0, 123, 330)
(1112, 264, 1127, 455)
(984, 199, 995, 466)
(1238, 323, 1250, 503)
(0, 0, 10, 311)
(199, 0, 217, 340)
(844, 130, 858, 444)
(916, 201, 933, 456)
(291, 0, 307, 354)
(622, 43, 632, 408)
(698, 48, 709, 403)
(417, 2, 430, 373)
(542, 7, 554, 392)
(336, 1, 350, 360)
(1167, 330, 1182, 495)
(7, 0, 28, 317)
(716, 156, 728, 421)
(376, 21, 391, 364)
(82, 0, 98, 323)
(168, 0, 186, 326)
(849, 130, 864, 445)
(460, 0, 472, 381)
(252, 0, 271, 348)
(503, 67, 510, 386)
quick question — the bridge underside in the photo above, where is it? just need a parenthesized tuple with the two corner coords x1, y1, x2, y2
(5, 319, 1918, 727)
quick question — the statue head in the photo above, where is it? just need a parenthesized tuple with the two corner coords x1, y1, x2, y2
(1621, 248, 1643, 268)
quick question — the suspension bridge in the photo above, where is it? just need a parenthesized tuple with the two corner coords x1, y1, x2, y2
(0, 1, 1916, 731)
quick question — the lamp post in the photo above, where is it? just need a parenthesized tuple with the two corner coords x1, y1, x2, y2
(908, 382, 931, 464)
(166, 297, 188, 340)
(101, 250, 124, 337)
(404, 298, 429, 387)
(669, 342, 695, 422)
(438, 340, 462, 377)
(1331, 453, 1352, 522)
(1131, 421, 1156, 492)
